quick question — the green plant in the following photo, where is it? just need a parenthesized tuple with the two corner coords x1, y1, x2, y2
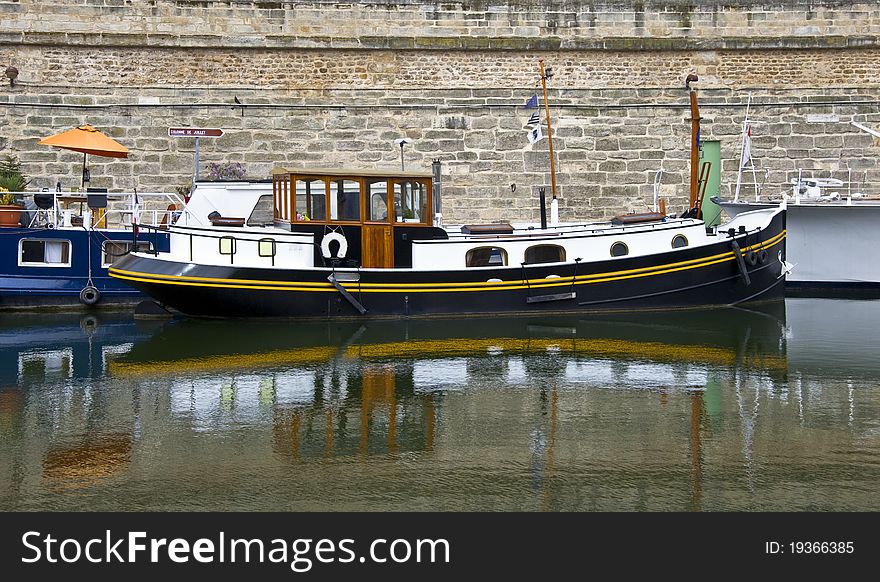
(175, 184, 192, 197)
(0, 155, 28, 192)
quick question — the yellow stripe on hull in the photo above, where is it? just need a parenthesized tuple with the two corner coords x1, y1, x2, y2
(109, 231, 785, 295)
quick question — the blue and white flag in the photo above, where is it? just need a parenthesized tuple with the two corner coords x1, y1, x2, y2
(527, 124, 544, 145)
(524, 94, 538, 109)
(525, 112, 541, 128)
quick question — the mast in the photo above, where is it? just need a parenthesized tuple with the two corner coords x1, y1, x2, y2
(687, 73, 701, 217)
(539, 59, 558, 203)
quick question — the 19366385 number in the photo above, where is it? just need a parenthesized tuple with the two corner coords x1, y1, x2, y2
(789, 542, 854, 554)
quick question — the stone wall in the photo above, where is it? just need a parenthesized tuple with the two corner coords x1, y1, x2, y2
(2, 0, 880, 222)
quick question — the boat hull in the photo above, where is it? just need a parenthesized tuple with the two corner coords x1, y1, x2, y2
(0, 228, 169, 310)
(110, 211, 786, 318)
(719, 200, 880, 292)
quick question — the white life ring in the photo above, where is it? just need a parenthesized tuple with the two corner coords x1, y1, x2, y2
(320, 231, 348, 259)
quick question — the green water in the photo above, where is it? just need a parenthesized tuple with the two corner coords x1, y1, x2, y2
(1, 299, 878, 511)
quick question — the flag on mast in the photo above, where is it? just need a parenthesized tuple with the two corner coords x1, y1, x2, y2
(525, 112, 540, 127)
(132, 190, 141, 238)
(524, 94, 538, 109)
(739, 125, 752, 169)
(527, 123, 544, 144)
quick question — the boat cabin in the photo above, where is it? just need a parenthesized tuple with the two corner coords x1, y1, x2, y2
(270, 167, 447, 268)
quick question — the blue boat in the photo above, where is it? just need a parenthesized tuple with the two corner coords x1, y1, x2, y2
(0, 190, 177, 310)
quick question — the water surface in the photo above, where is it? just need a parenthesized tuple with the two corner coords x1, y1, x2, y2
(1, 299, 878, 511)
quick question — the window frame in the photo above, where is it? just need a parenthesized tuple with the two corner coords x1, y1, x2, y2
(524, 244, 566, 265)
(18, 238, 73, 268)
(101, 240, 153, 268)
(671, 234, 689, 249)
(391, 179, 431, 225)
(466, 246, 509, 268)
(219, 236, 237, 256)
(610, 241, 629, 257)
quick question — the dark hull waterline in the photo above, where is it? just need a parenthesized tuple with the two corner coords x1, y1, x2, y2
(110, 214, 786, 319)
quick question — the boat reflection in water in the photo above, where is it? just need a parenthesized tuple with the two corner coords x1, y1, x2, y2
(113, 305, 786, 509)
(3, 301, 878, 511)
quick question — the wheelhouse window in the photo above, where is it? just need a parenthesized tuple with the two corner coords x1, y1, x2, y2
(393, 180, 428, 224)
(102, 241, 152, 267)
(610, 242, 629, 257)
(671, 234, 688, 249)
(467, 246, 508, 267)
(19, 239, 71, 267)
(295, 178, 327, 222)
(524, 244, 566, 264)
(330, 179, 360, 222)
(366, 179, 389, 222)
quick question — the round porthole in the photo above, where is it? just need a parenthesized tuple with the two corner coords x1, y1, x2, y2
(672, 234, 688, 249)
(610, 242, 629, 257)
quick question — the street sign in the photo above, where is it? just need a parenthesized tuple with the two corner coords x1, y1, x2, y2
(168, 127, 224, 138)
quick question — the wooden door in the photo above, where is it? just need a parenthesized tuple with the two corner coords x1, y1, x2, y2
(361, 224, 394, 268)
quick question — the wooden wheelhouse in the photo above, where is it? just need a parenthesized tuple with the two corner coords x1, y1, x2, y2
(271, 167, 437, 268)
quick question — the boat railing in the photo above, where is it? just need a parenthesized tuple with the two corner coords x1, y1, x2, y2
(0, 190, 186, 230)
(737, 168, 879, 203)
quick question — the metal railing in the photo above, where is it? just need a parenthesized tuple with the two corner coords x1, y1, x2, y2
(0, 190, 186, 230)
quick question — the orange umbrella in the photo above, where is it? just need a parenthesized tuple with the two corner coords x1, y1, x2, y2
(38, 124, 129, 188)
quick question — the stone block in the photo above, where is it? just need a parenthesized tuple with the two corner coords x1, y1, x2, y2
(595, 137, 619, 151)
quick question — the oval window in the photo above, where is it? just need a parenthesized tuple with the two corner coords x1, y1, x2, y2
(610, 242, 629, 257)
(672, 234, 688, 249)
(524, 244, 566, 264)
(467, 246, 508, 267)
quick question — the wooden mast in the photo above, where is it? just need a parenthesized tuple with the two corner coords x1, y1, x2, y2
(539, 59, 558, 201)
(687, 73, 701, 217)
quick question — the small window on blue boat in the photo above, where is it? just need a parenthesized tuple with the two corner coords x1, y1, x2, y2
(19, 239, 71, 266)
(524, 244, 566, 264)
(467, 246, 508, 267)
(102, 241, 153, 267)
(258, 238, 276, 258)
(671, 234, 688, 249)
(610, 241, 629, 257)
(219, 236, 237, 255)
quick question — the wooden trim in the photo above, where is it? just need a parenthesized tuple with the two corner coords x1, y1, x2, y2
(275, 171, 434, 228)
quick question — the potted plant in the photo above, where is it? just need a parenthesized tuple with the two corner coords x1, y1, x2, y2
(0, 155, 28, 227)
(0, 187, 23, 227)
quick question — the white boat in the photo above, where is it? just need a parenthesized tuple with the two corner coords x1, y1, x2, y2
(717, 193, 880, 293)
(716, 113, 880, 293)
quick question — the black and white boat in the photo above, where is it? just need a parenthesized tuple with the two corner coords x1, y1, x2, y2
(108, 161, 786, 318)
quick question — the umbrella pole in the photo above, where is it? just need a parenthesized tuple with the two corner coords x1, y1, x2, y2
(81, 153, 87, 189)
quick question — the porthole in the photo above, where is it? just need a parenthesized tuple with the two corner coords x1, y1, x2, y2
(467, 246, 508, 267)
(524, 244, 566, 264)
(672, 234, 688, 249)
(610, 241, 629, 257)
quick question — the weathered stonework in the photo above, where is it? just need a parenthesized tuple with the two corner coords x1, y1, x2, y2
(2, 0, 880, 222)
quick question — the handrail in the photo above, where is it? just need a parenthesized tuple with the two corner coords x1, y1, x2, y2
(0, 190, 185, 229)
